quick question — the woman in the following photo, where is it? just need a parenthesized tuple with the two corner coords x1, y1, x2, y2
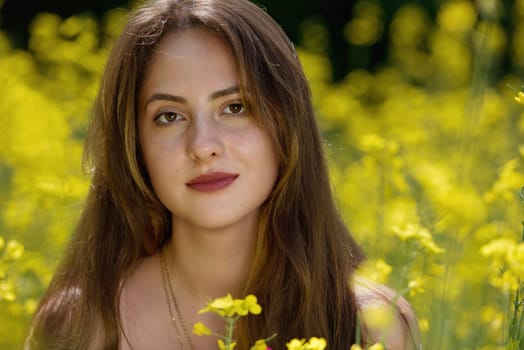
(26, 0, 420, 349)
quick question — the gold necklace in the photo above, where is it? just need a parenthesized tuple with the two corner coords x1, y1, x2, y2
(160, 246, 197, 350)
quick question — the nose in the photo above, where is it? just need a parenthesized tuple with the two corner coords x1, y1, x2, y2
(186, 117, 224, 161)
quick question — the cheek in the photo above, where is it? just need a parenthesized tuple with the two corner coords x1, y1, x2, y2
(139, 137, 159, 177)
(266, 144, 279, 182)
(252, 132, 279, 183)
(139, 134, 183, 185)
(259, 129, 279, 175)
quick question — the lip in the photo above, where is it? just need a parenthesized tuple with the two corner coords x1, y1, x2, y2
(186, 172, 239, 192)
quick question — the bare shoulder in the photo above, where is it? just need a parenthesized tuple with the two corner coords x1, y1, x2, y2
(119, 253, 163, 319)
(119, 253, 171, 349)
(121, 254, 161, 300)
(353, 277, 422, 350)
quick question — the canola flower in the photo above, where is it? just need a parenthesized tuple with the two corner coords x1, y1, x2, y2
(407, 277, 426, 298)
(481, 238, 524, 291)
(507, 83, 524, 105)
(194, 294, 328, 350)
(354, 259, 393, 284)
(193, 294, 276, 350)
(480, 185, 524, 349)
(515, 91, 524, 105)
(250, 339, 271, 350)
(4, 0, 524, 348)
(392, 224, 444, 255)
(193, 293, 391, 350)
(350, 343, 384, 350)
(0, 237, 24, 302)
(360, 305, 394, 331)
(198, 294, 262, 318)
(285, 337, 327, 350)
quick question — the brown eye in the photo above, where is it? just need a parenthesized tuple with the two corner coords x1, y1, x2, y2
(223, 103, 244, 115)
(154, 111, 184, 125)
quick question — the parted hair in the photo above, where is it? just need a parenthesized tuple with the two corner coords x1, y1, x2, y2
(27, 0, 366, 349)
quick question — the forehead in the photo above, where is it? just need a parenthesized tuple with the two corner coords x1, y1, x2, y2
(139, 29, 241, 105)
(146, 29, 238, 77)
(154, 28, 230, 58)
(139, 29, 241, 98)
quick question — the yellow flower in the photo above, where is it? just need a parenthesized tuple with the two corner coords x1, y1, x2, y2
(234, 294, 262, 316)
(361, 305, 394, 330)
(244, 294, 262, 315)
(286, 338, 306, 350)
(368, 343, 385, 350)
(250, 339, 270, 350)
(305, 337, 327, 350)
(199, 294, 262, 317)
(192, 322, 211, 336)
(392, 223, 444, 254)
(488, 270, 519, 291)
(218, 339, 236, 350)
(209, 294, 235, 309)
(418, 317, 430, 332)
(286, 337, 327, 350)
(354, 259, 392, 284)
(5, 240, 24, 260)
(483, 159, 524, 203)
(480, 306, 503, 331)
(350, 345, 363, 350)
(509, 243, 524, 278)
(199, 294, 235, 317)
(408, 276, 427, 297)
(480, 238, 516, 259)
(0, 280, 15, 301)
(198, 294, 265, 349)
(515, 91, 524, 105)
(359, 134, 399, 158)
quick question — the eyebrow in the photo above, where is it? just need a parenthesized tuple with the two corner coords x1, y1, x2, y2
(144, 86, 240, 109)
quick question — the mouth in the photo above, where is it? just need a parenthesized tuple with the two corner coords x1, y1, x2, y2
(186, 172, 239, 192)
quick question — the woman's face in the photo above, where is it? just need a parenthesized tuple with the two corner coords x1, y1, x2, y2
(138, 29, 278, 232)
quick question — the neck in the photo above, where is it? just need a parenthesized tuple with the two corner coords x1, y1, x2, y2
(165, 218, 259, 306)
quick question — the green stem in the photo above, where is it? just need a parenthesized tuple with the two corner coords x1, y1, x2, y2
(225, 317, 236, 349)
(516, 286, 524, 344)
(520, 186, 524, 243)
(211, 332, 228, 340)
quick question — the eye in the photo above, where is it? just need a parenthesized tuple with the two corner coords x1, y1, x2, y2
(222, 103, 244, 115)
(154, 111, 184, 125)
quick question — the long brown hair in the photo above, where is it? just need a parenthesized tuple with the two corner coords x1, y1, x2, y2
(27, 0, 365, 349)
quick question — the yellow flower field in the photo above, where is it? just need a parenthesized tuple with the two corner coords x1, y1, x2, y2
(1, 0, 524, 348)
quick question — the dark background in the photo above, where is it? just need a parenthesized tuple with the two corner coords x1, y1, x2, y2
(0, 0, 446, 81)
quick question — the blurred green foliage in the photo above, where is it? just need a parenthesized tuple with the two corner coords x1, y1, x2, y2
(2, 0, 524, 348)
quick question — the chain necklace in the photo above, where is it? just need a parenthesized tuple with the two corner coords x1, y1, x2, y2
(160, 246, 197, 350)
